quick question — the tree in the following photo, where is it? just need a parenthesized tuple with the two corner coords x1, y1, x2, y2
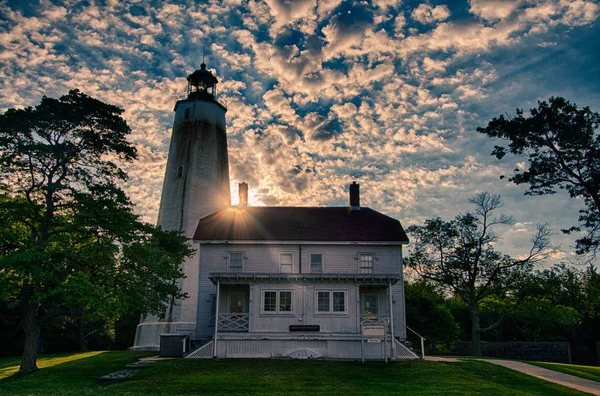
(477, 97, 600, 255)
(513, 263, 600, 363)
(0, 90, 190, 374)
(405, 280, 459, 351)
(405, 192, 552, 356)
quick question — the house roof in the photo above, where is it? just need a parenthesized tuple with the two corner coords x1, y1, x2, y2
(193, 206, 409, 243)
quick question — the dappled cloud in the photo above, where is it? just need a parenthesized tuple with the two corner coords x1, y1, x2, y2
(0, 0, 598, 262)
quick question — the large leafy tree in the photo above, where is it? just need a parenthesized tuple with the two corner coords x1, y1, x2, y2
(0, 90, 190, 374)
(477, 97, 600, 255)
(404, 280, 459, 352)
(406, 192, 552, 356)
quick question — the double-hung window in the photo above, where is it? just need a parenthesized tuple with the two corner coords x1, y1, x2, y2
(229, 252, 243, 272)
(280, 253, 293, 273)
(262, 290, 293, 314)
(310, 253, 323, 273)
(316, 290, 346, 313)
(359, 253, 374, 274)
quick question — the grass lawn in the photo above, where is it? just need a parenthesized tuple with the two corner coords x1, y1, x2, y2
(0, 352, 591, 395)
(528, 361, 600, 383)
(0, 351, 154, 394)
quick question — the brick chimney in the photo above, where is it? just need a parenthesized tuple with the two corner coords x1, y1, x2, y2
(238, 182, 248, 207)
(349, 181, 360, 211)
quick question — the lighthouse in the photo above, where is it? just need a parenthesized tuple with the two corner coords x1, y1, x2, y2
(133, 63, 231, 349)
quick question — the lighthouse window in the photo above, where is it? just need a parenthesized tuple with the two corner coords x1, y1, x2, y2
(184, 108, 190, 119)
(177, 165, 184, 178)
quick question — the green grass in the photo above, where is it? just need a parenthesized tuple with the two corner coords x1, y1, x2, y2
(0, 352, 591, 395)
(528, 361, 600, 383)
(0, 351, 154, 394)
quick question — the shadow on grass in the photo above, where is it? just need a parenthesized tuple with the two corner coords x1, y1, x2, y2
(0, 351, 154, 395)
(0, 351, 107, 381)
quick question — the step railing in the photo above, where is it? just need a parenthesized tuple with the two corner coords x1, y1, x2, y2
(394, 317, 426, 359)
(394, 339, 420, 360)
(185, 341, 213, 358)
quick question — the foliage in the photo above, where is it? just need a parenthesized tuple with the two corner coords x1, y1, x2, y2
(513, 264, 600, 363)
(404, 280, 459, 351)
(0, 353, 587, 395)
(510, 298, 582, 342)
(0, 90, 191, 373)
(406, 192, 552, 356)
(477, 97, 600, 255)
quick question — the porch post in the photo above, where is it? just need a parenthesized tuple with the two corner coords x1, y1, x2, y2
(213, 279, 220, 358)
(388, 280, 396, 358)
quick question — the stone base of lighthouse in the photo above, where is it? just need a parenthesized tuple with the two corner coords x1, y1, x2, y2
(131, 248, 201, 350)
(130, 321, 196, 351)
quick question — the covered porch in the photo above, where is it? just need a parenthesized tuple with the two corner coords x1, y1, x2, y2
(203, 273, 418, 359)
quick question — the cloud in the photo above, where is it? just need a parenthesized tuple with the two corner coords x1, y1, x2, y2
(321, 2, 374, 60)
(469, 0, 522, 21)
(561, 0, 599, 26)
(0, 0, 597, 262)
(411, 4, 451, 24)
(264, 0, 316, 33)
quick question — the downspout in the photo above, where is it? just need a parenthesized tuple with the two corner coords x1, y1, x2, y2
(389, 280, 396, 358)
(213, 279, 220, 358)
(298, 244, 302, 273)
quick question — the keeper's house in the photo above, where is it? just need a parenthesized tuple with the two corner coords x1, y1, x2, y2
(188, 182, 418, 360)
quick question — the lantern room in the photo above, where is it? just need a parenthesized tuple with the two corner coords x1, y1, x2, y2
(187, 63, 218, 100)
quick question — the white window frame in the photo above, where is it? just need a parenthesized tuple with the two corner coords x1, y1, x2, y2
(228, 252, 244, 272)
(315, 289, 347, 314)
(309, 252, 324, 273)
(359, 253, 374, 274)
(279, 252, 293, 273)
(261, 290, 294, 314)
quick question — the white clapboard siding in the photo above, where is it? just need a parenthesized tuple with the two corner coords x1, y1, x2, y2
(194, 243, 406, 341)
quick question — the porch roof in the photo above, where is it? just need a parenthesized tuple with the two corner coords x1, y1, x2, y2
(209, 272, 401, 285)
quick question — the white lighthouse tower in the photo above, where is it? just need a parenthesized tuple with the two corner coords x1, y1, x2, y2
(133, 63, 230, 349)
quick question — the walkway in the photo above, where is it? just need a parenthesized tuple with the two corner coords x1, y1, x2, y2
(482, 360, 600, 395)
(424, 356, 462, 362)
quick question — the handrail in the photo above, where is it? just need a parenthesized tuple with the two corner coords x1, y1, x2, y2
(180, 332, 193, 353)
(394, 318, 426, 359)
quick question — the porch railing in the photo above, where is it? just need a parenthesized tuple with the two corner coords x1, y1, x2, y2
(360, 315, 389, 325)
(218, 313, 249, 332)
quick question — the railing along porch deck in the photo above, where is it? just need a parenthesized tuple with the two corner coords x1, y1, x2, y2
(218, 313, 249, 332)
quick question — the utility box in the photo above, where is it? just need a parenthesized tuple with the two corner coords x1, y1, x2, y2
(159, 334, 189, 358)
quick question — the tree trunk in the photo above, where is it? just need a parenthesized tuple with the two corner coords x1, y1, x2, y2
(79, 317, 87, 352)
(19, 300, 39, 374)
(471, 303, 482, 357)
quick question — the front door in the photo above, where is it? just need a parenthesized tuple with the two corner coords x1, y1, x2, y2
(362, 294, 379, 317)
(229, 292, 247, 314)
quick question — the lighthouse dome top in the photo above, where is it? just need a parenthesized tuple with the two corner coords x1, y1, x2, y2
(186, 63, 218, 101)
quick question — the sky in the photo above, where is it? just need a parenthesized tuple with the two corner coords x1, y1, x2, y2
(1, 0, 599, 265)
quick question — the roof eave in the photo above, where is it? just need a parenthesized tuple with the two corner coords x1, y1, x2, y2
(193, 239, 409, 245)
